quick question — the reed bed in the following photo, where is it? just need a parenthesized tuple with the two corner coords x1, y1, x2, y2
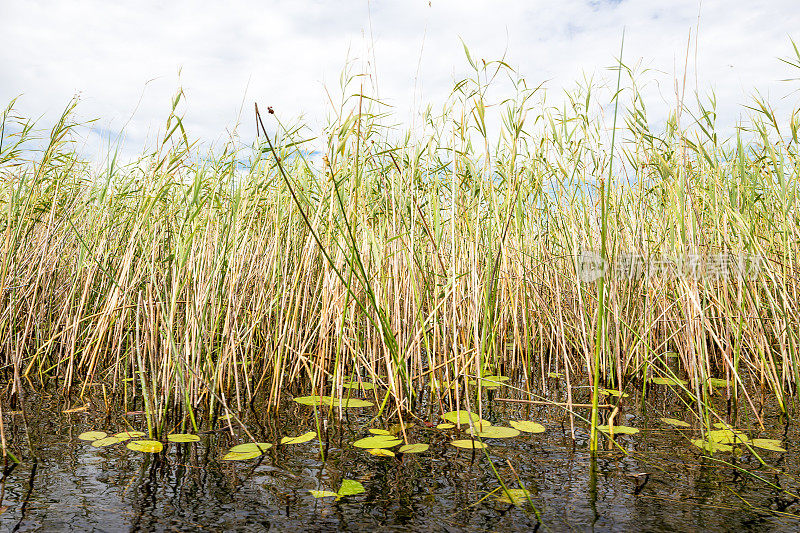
(1, 53, 799, 434)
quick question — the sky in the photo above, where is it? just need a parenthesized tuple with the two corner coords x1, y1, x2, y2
(2, 0, 800, 159)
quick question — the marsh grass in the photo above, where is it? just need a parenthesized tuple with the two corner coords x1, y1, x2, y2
(1, 45, 800, 445)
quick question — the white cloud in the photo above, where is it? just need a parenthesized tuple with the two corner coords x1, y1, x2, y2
(2, 0, 799, 159)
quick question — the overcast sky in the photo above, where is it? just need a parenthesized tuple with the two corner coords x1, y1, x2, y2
(2, 0, 800, 158)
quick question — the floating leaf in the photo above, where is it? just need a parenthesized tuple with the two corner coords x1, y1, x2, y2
(78, 431, 107, 441)
(469, 375, 509, 387)
(281, 431, 317, 445)
(712, 422, 733, 429)
(751, 438, 786, 452)
(342, 381, 374, 390)
(660, 418, 691, 428)
(367, 448, 395, 457)
(436, 423, 455, 430)
(167, 433, 200, 443)
(451, 439, 488, 449)
(599, 388, 629, 398)
(308, 490, 338, 498)
(352, 436, 402, 449)
(547, 372, 563, 379)
(369, 429, 392, 436)
(222, 450, 262, 461)
(336, 479, 365, 499)
(597, 425, 639, 435)
(230, 442, 272, 454)
(218, 413, 234, 421)
(707, 429, 748, 444)
(509, 420, 545, 433)
(707, 378, 729, 388)
(442, 411, 481, 424)
(337, 398, 374, 408)
(496, 488, 534, 506)
(650, 377, 687, 386)
(127, 440, 163, 453)
(398, 443, 429, 454)
(293, 395, 333, 406)
(691, 438, 732, 453)
(476, 426, 520, 439)
(114, 431, 146, 441)
(91, 436, 121, 447)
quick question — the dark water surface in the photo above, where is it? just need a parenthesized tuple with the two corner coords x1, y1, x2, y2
(1, 386, 799, 532)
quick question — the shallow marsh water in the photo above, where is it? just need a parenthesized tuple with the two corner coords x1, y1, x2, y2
(1, 384, 799, 532)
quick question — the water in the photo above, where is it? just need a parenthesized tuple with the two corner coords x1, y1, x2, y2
(1, 386, 799, 532)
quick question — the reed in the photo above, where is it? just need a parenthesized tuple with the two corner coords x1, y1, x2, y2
(1, 46, 799, 435)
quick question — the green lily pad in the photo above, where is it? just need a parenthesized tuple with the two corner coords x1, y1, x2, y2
(78, 431, 107, 441)
(91, 436, 121, 447)
(692, 438, 733, 453)
(127, 440, 163, 453)
(436, 423, 455, 430)
(114, 431, 146, 441)
(650, 377, 688, 386)
(367, 448, 395, 457)
(336, 479, 365, 499)
(230, 442, 272, 454)
(496, 488, 534, 505)
(167, 433, 200, 443)
(222, 450, 262, 461)
(597, 425, 639, 435)
(352, 435, 402, 449)
(469, 375, 509, 387)
(398, 443, 429, 453)
(281, 431, 317, 445)
(308, 490, 338, 498)
(707, 429, 748, 444)
(547, 372, 563, 379)
(706, 378, 729, 387)
(476, 426, 521, 439)
(293, 395, 333, 406)
(450, 439, 488, 449)
(442, 411, 481, 424)
(599, 388, 629, 398)
(509, 420, 545, 433)
(336, 398, 374, 408)
(342, 381, 374, 390)
(660, 418, 691, 428)
(751, 438, 786, 452)
(368, 429, 392, 436)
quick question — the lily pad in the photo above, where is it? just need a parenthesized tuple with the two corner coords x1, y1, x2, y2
(293, 395, 333, 406)
(707, 378, 729, 388)
(229, 442, 272, 454)
(336, 398, 374, 408)
(281, 431, 317, 445)
(476, 426, 521, 439)
(751, 438, 786, 452)
(91, 436, 121, 447)
(707, 429, 748, 444)
(436, 423, 455, 430)
(367, 448, 396, 457)
(597, 425, 639, 435)
(222, 450, 263, 461)
(691, 438, 733, 453)
(114, 431, 146, 440)
(336, 479, 365, 499)
(599, 388, 629, 398)
(368, 429, 392, 436)
(547, 372, 563, 379)
(353, 435, 402, 449)
(450, 439, 488, 449)
(469, 375, 509, 387)
(650, 377, 687, 386)
(167, 433, 200, 443)
(308, 490, 338, 498)
(127, 440, 163, 453)
(342, 381, 374, 390)
(398, 443, 429, 454)
(509, 420, 545, 433)
(78, 431, 107, 441)
(496, 488, 534, 506)
(442, 411, 481, 424)
(660, 418, 691, 428)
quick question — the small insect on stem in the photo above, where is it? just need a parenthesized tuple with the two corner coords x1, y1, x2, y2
(267, 106, 274, 114)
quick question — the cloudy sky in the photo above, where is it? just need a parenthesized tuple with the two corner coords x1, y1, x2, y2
(2, 0, 799, 158)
